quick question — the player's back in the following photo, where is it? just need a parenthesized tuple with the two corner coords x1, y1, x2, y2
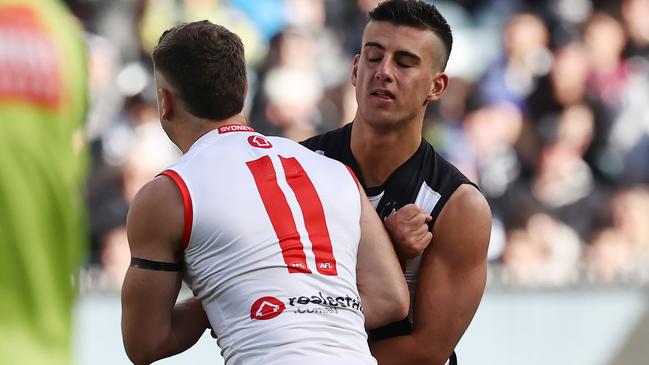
(162, 125, 375, 365)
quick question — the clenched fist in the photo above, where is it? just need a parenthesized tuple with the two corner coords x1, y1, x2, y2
(384, 204, 433, 260)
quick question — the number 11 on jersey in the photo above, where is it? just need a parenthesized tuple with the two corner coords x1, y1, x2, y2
(246, 155, 338, 276)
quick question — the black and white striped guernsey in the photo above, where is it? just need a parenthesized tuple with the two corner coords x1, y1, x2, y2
(301, 122, 477, 344)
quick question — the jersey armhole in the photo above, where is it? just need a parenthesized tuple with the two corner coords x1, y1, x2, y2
(344, 165, 360, 188)
(430, 180, 478, 228)
(157, 169, 193, 251)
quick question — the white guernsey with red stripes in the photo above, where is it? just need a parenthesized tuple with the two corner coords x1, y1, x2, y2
(161, 125, 375, 365)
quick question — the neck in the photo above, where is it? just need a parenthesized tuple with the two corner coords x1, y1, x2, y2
(174, 113, 248, 153)
(350, 114, 423, 187)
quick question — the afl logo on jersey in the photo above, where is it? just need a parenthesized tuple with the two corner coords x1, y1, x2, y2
(250, 296, 285, 320)
(248, 135, 273, 149)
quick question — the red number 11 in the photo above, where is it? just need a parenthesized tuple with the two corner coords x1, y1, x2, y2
(246, 155, 338, 276)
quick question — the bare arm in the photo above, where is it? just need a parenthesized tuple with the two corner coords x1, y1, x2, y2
(370, 185, 492, 365)
(121, 176, 210, 365)
(356, 187, 410, 330)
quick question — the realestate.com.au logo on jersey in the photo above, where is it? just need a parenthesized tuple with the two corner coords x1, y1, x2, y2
(250, 292, 363, 320)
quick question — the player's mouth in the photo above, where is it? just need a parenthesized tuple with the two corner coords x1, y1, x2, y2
(370, 88, 395, 101)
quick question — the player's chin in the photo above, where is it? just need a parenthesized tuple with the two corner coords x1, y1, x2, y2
(361, 104, 389, 117)
(364, 116, 404, 131)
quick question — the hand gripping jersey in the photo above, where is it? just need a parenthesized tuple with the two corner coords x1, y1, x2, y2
(301, 122, 477, 342)
(161, 125, 376, 365)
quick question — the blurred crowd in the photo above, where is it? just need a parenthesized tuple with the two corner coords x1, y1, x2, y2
(68, 0, 649, 289)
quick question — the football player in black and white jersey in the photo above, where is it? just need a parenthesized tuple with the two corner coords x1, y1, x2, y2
(302, 1, 492, 364)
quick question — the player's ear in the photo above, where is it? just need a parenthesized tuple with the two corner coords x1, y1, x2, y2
(351, 54, 360, 87)
(426, 72, 448, 103)
(159, 88, 174, 121)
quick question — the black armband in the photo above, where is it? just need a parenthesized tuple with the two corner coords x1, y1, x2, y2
(130, 257, 182, 272)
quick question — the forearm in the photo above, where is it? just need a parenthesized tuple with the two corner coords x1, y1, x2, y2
(369, 256, 487, 365)
(357, 253, 409, 329)
(123, 293, 209, 365)
(378, 273, 485, 365)
(357, 189, 410, 330)
(150, 298, 210, 363)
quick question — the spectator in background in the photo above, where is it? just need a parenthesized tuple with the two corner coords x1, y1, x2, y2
(427, 77, 480, 183)
(261, 65, 322, 140)
(251, 28, 323, 139)
(583, 11, 649, 184)
(104, 94, 179, 287)
(530, 105, 603, 239)
(526, 43, 595, 159)
(464, 102, 523, 199)
(502, 212, 581, 286)
(479, 12, 552, 111)
(588, 186, 649, 282)
(137, 0, 266, 64)
(0, 0, 88, 364)
(621, 0, 649, 60)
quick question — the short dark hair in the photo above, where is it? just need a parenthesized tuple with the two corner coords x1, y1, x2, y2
(369, 0, 453, 69)
(152, 20, 246, 120)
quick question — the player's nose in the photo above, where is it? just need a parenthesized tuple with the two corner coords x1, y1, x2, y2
(374, 58, 394, 82)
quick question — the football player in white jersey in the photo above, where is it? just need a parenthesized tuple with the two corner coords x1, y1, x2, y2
(121, 21, 411, 365)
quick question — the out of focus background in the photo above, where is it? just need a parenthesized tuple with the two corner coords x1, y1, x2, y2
(57, 0, 649, 363)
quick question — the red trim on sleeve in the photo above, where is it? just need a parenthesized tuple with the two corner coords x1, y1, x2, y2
(344, 165, 360, 188)
(158, 170, 193, 251)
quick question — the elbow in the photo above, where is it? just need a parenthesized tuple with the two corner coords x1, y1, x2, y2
(396, 296, 410, 322)
(127, 354, 153, 365)
(370, 292, 410, 328)
(390, 280, 410, 322)
(123, 331, 164, 365)
(387, 292, 410, 324)
(382, 285, 411, 326)
(124, 342, 154, 365)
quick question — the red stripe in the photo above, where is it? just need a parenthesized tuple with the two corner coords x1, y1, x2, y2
(158, 170, 193, 251)
(280, 156, 337, 276)
(247, 156, 311, 274)
(344, 165, 360, 188)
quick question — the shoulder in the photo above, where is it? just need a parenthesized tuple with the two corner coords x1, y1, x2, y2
(431, 184, 491, 264)
(130, 175, 184, 210)
(300, 124, 349, 153)
(126, 175, 185, 254)
(442, 185, 491, 223)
